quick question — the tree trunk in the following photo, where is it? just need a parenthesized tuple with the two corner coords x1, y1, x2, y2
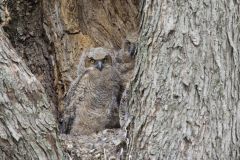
(127, 0, 240, 159)
(0, 28, 64, 159)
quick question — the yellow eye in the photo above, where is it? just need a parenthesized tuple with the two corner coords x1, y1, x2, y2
(90, 59, 95, 64)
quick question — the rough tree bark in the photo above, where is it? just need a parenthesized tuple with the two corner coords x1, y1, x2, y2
(126, 0, 240, 159)
(0, 28, 64, 159)
(3, 0, 58, 110)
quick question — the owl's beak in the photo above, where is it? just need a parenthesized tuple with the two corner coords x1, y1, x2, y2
(96, 61, 103, 71)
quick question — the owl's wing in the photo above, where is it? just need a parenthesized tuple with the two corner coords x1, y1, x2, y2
(60, 72, 85, 134)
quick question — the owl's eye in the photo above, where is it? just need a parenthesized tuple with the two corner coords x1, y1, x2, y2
(103, 58, 108, 63)
(90, 59, 95, 64)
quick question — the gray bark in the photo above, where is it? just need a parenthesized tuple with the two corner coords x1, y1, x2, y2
(127, 0, 240, 159)
(3, 0, 58, 110)
(0, 28, 64, 159)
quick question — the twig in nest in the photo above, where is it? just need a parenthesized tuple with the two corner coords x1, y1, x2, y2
(104, 148, 107, 160)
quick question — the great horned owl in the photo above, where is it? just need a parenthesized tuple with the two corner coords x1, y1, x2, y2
(61, 48, 121, 135)
(116, 39, 137, 128)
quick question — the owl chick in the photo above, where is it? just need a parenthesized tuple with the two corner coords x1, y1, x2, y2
(116, 36, 138, 128)
(60, 47, 121, 135)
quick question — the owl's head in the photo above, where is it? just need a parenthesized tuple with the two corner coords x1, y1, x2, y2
(79, 48, 115, 73)
(85, 53, 112, 71)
